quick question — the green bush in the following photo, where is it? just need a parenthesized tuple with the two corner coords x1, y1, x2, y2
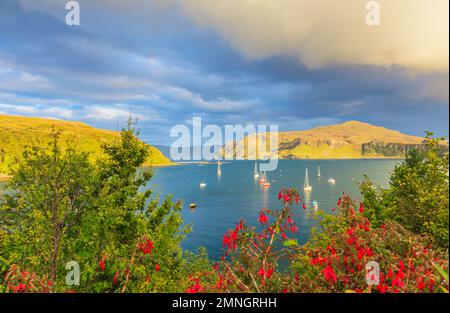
(360, 132, 449, 248)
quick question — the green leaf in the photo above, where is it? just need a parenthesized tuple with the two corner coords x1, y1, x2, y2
(283, 239, 298, 247)
(434, 263, 449, 282)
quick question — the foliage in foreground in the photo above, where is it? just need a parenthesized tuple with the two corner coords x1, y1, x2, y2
(0, 125, 448, 293)
(183, 190, 448, 293)
(0, 121, 199, 292)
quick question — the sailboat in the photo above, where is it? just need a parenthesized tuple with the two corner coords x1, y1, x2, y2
(262, 172, 270, 187)
(258, 170, 266, 184)
(317, 166, 321, 178)
(217, 160, 222, 176)
(304, 168, 312, 191)
(254, 162, 259, 179)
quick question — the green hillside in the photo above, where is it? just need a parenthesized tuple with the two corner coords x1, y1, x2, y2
(222, 121, 445, 160)
(0, 114, 172, 175)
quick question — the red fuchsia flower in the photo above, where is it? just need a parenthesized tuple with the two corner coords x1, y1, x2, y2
(258, 266, 266, 278)
(416, 277, 426, 292)
(113, 271, 119, 284)
(387, 267, 394, 279)
(281, 232, 287, 239)
(278, 191, 283, 200)
(357, 248, 365, 261)
(155, 264, 160, 272)
(13, 283, 26, 293)
(331, 207, 336, 212)
(327, 245, 337, 256)
(337, 198, 341, 206)
(216, 275, 224, 289)
(258, 212, 269, 224)
(322, 265, 337, 284)
(186, 279, 203, 293)
(290, 224, 298, 233)
(139, 239, 154, 254)
(294, 194, 300, 204)
(302, 203, 307, 210)
(365, 246, 374, 257)
(376, 284, 389, 293)
(287, 216, 293, 224)
(99, 260, 106, 271)
(359, 203, 364, 213)
(381, 223, 386, 229)
(266, 267, 274, 279)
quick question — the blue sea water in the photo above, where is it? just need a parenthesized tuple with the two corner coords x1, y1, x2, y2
(148, 159, 401, 260)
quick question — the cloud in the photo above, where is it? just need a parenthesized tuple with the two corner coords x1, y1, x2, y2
(180, 0, 449, 73)
(84, 106, 143, 121)
(0, 103, 74, 119)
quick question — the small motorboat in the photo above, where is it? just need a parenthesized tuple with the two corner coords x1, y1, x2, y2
(312, 200, 319, 210)
(189, 203, 197, 209)
(328, 178, 336, 184)
(199, 182, 206, 188)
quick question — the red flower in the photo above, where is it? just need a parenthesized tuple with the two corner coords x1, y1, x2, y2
(139, 239, 154, 254)
(99, 260, 105, 271)
(258, 266, 266, 278)
(258, 212, 268, 224)
(290, 224, 298, 233)
(155, 264, 160, 272)
(359, 203, 364, 213)
(113, 271, 119, 284)
(13, 283, 26, 293)
(302, 203, 307, 210)
(322, 265, 337, 283)
(186, 279, 203, 293)
(266, 267, 274, 279)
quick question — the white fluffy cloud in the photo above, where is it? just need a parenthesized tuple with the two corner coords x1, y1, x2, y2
(180, 0, 448, 73)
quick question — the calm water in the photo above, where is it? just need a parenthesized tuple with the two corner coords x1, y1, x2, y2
(148, 159, 401, 259)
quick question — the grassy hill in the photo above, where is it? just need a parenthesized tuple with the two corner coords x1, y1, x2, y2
(0, 114, 172, 175)
(222, 121, 442, 159)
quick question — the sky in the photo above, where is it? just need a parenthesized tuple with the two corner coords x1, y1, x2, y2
(0, 0, 448, 145)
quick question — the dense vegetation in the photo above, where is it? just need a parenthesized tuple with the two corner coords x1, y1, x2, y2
(0, 123, 448, 293)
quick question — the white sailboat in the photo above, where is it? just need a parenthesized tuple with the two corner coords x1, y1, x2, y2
(262, 171, 270, 187)
(317, 166, 321, 178)
(217, 160, 222, 176)
(304, 168, 312, 191)
(254, 162, 259, 179)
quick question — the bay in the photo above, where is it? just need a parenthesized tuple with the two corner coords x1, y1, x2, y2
(148, 159, 401, 260)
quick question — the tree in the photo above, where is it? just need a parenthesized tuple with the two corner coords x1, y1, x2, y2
(1, 119, 203, 292)
(0, 128, 94, 285)
(360, 132, 449, 248)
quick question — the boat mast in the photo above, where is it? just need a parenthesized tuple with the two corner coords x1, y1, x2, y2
(305, 168, 309, 188)
(217, 159, 221, 176)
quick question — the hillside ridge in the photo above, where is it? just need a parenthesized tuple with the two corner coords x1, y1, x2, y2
(0, 114, 172, 174)
(222, 120, 436, 160)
